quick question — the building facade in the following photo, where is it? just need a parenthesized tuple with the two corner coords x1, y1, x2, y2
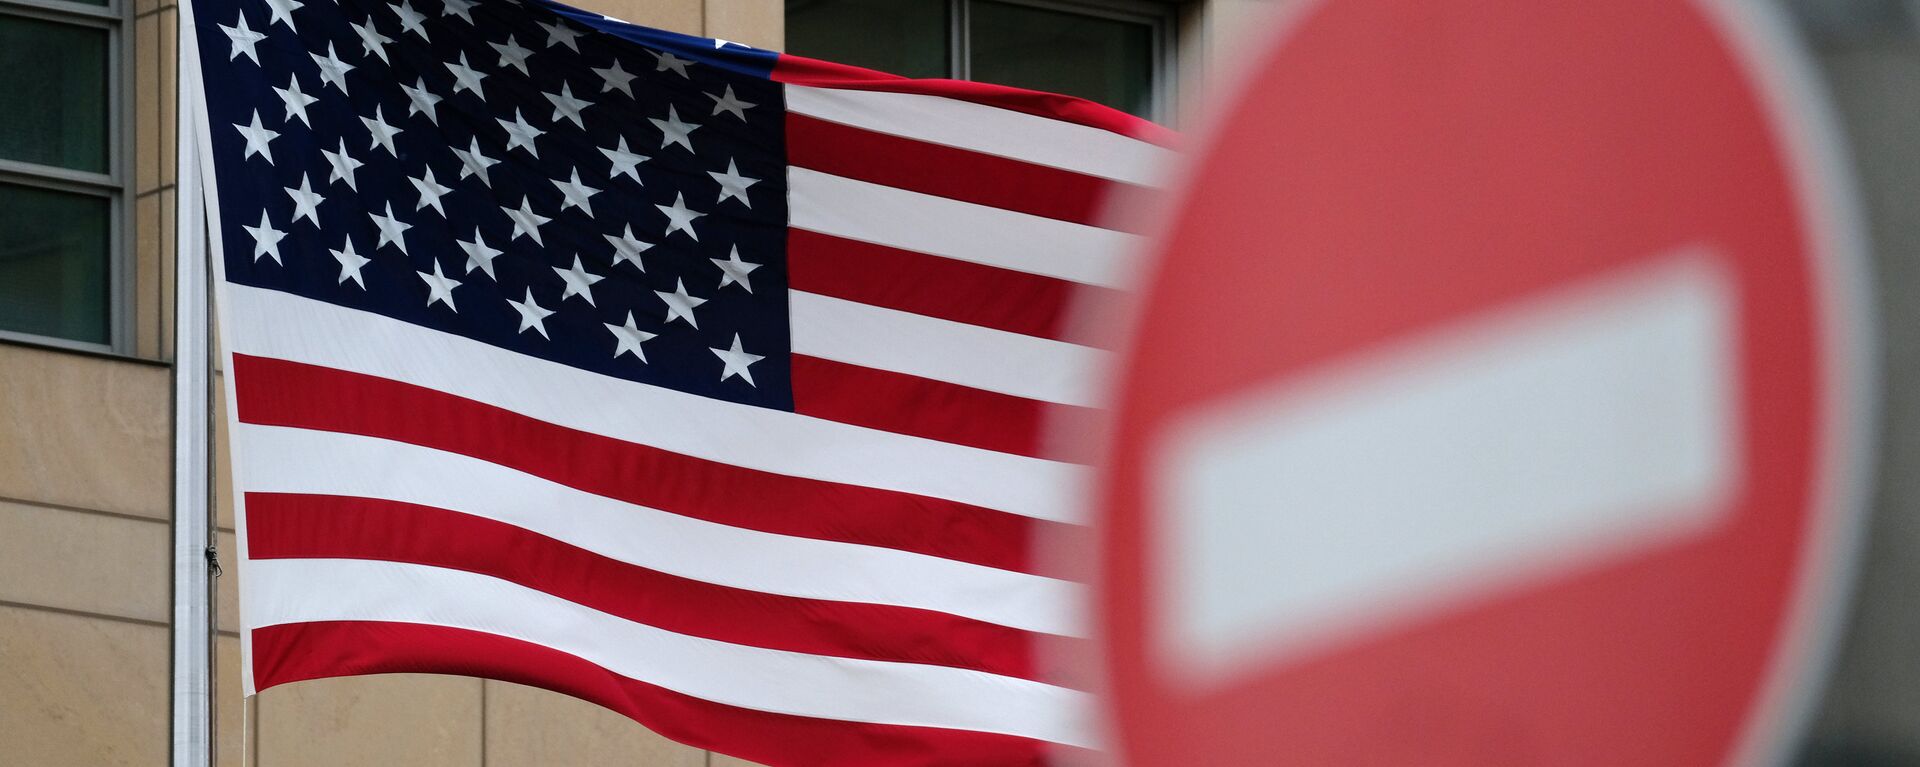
(2, 0, 1919, 764)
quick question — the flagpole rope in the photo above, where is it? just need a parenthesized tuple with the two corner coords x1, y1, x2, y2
(206, 225, 221, 766)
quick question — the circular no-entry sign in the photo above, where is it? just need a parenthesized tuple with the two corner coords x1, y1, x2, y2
(1095, 1, 1873, 765)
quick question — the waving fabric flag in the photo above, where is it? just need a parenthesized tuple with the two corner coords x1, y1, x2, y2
(186, 0, 1169, 763)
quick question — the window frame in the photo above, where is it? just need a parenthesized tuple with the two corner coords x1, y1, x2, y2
(0, 0, 132, 355)
(948, 0, 1178, 122)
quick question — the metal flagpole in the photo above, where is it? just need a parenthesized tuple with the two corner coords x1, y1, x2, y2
(169, 0, 215, 759)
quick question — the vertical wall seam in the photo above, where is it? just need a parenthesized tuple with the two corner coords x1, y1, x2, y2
(479, 681, 489, 767)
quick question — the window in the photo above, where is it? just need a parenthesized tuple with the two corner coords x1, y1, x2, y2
(0, 0, 125, 349)
(787, 0, 1173, 121)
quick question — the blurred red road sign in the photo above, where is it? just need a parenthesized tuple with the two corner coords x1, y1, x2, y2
(1094, 1, 1872, 765)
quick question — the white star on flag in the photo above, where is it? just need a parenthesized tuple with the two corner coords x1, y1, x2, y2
(416, 259, 461, 310)
(402, 78, 443, 124)
(446, 52, 488, 98)
(710, 245, 761, 292)
(362, 106, 403, 156)
(539, 19, 584, 51)
(458, 229, 504, 279)
(552, 169, 601, 213)
(707, 85, 755, 120)
(261, 0, 301, 31)
(322, 138, 363, 190)
(708, 159, 758, 207)
(552, 256, 606, 305)
(654, 278, 707, 328)
(594, 59, 637, 97)
(441, 0, 476, 23)
(310, 43, 354, 94)
(498, 109, 544, 157)
(234, 110, 279, 163)
(710, 334, 764, 386)
(452, 138, 499, 186)
(503, 197, 552, 245)
(243, 210, 286, 263)
(507, 288, 557, 338)
(604, 224, 653, 271)
(329, 237, 371, 287)
(544, 82, 594, 128)
(604, 312, 657, 362)
(368, 202, 412, 253)
(652, 49, 693, 78)
(352, 19, 393, 63)
(284, 173, 323, 226)
(393, 0, 429, 39)
(220, 13, 268, 64)
(600, 137, 649, 183)
(656, 192, 705, 240)
(410, 168, 454, 216)
(650, 104, 700, 152)
(491, 34, 535, 75)
(273, 76, 319, 126)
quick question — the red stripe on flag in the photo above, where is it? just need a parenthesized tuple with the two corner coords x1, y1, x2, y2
(246, 493, 1042, 680)
(252, 620, 1065, 767)
(231, 354, 1065, 577)
(787, 113, 1141, 230)
(788, 229, 1114, 345)
(792, 355, 1094, 464)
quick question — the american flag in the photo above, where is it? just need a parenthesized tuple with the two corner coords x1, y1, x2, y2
(189, 0, 1168, 762)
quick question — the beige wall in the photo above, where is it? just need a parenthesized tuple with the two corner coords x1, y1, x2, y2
(0, 344, 189, 765)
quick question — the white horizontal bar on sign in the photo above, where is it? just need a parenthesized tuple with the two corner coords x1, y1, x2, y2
(235, 424, 1085, 637)
(246, 558, 1094, 747)
(791, 292, 1106, 408)
(221, 285, 1083, 523)
(1154, 252, 1739, 686)
(788, 167, 1138, 289)
(785, 84, 1170, 186)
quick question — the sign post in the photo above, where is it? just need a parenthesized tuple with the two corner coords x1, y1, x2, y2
(1094, 1, 1873, 764)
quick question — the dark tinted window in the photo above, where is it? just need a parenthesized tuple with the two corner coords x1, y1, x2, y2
(969, 1, 1155, 117)
(786, 0, 949, 79)
(0, 182, 111, 344)
(0, 13, 110, 173)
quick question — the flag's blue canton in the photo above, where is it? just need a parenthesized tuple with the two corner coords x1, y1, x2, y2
(198, 0, 793, 409)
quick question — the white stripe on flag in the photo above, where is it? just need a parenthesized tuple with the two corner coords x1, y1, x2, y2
(788, 167, 1138, 288)
(792, 291, 1106, 407)
(785, 84, 1170, 185)
(246, 558, 1095, 746)
(237, 423, 1085, 636)
(222, 285, 1084, 522)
